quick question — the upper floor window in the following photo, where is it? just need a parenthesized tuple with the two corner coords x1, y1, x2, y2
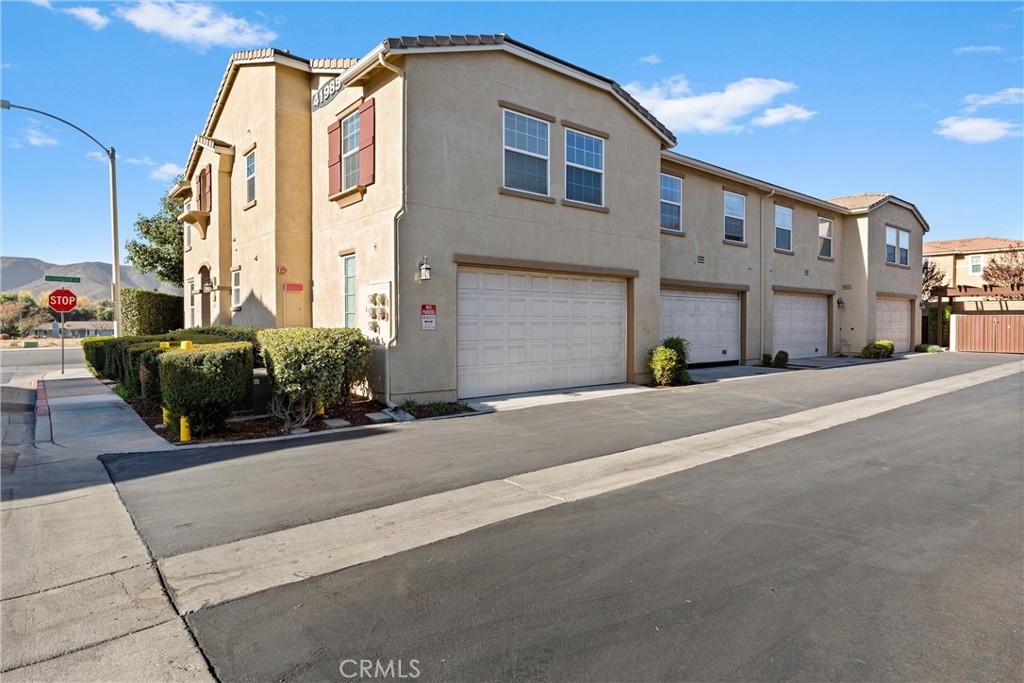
(231, 270, 241, 309)
(188, 282, 196, 327)
(343, 254, 357, 328)
(565, 129, 604, 206)
(724, 191, 745, 242)
(193, 164, 211, 212)
(969, 254, 984, 275)
(503, 110, 549, 196)
(818, 217, 833, 258)
(328, 98, 375, 197)
(660, 174, 682, 231)
(886, 226, 910, 266)
(341, 111, 361, 191)
(775, 205, 793, 251)
(183, 222, 191, 250)
(245, 151, 256, 204)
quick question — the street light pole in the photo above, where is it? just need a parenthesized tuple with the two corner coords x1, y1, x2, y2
(1, 99, 122, 337)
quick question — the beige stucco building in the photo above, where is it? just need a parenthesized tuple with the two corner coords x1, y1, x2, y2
(923, 237, 1023, 315)
(177, 34, 929, 403)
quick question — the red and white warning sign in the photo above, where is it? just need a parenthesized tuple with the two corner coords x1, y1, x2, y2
(421, 304, 436, 330)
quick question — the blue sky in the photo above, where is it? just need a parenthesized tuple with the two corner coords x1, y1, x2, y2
(2, 1, 1022, 266)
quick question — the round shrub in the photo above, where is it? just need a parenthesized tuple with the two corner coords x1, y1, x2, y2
(761, 353, 773, 367)
(257, 328, 372, 428)
(772, 350, 789, 368)
(647, 345, 679, 386)
(159, 342, 253, 436)
(859, 340, 895, 359)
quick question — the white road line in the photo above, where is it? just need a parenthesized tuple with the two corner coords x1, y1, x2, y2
(159, 361, 1022, 614)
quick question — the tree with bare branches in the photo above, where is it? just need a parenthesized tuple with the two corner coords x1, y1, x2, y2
(922, 259, 946, 299)
(982, 245, 1024, 290)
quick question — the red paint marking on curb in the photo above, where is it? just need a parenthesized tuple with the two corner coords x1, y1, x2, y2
(34, 376, 50, 417)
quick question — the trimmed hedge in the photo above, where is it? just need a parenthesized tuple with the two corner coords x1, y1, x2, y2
(100, 331, 226, 386)
(81, 336, 112, 374)
(121, 288, 184, 336)
(159, 342, 253, 436)
(860, 340, 896, 359)
(183, 325, 265, 366)
(914, 343, 943, 353)
(927, 304, 951, 347)
(257, 327, 371, 428)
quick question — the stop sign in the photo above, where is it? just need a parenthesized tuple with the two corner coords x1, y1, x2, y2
(49, 288, 78, 313)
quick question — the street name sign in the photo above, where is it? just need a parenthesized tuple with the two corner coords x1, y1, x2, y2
(44, 275, 81, 283)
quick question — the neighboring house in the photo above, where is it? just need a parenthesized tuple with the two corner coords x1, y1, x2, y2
(923, 237, 1023, 290)
(33, 321, 115, 338)
(176, 34, 928, 403)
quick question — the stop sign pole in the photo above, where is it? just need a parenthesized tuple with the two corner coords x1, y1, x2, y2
(49, 289, 78, 374)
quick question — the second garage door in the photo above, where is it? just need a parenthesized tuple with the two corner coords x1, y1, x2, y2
(660, 291, 741, 364)
(876, 297, 911, 352)
(457, 268, 627, 398)
(773, 293, 828, 359)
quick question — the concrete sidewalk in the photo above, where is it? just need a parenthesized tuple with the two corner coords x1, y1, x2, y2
(1, 369, 212, 682)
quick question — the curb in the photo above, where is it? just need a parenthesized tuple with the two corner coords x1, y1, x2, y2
(33, 374, 54, 444)
(33, 375, 50, 417)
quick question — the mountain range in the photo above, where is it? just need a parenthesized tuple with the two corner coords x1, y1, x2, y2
(1, 256, 182, 303)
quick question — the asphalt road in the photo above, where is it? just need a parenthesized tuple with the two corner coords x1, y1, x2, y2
(102, 353, 1023, 682)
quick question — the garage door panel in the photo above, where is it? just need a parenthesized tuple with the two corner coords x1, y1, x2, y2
(876, 298, 911, 352)
(660, 291, 741, 364)
(774, 294, 828, 359)
(459, 268, 627, 398)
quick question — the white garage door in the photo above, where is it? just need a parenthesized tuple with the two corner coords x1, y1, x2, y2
(773, 293, 828, 359)
(660, 291, 741, 364)
(458, 268, 627, 398)
(876, 298, 911, 352)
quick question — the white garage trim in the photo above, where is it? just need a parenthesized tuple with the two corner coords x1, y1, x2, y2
(773, 291, 830, 359)
(457, 267, 627, 399)
(660, 289, 742, 364)
(875, 297, 912, 352)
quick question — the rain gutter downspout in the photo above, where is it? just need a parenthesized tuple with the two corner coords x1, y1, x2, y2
(377, 53, 406, 408)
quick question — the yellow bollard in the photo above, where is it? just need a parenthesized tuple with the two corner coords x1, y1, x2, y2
(180, 416, 191, 442)
(159, 341, 171, 349)
(179, 340, 193, 350)
(162, 406, 171, 426)
(317, 402, 325, 416)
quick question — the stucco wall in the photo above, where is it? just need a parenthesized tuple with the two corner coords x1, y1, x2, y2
(384, 51, 666, 401)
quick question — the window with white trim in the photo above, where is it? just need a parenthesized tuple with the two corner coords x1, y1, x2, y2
(659, 174, 682, 231)
(503, 110, 549, 196)
(724, 191, 745, 242)
(565, 129, 604, 206)
(245, 151, 256, 204)
(188, 282, 196, 327)
(818, 217, 833, 258)
(343, 254, 356, 328)
(341, 111, 361, 192)
(969, 254, 984, 275)
(886, 226, 910, 266)
(231, 270, 241, 308)
(775, 205, 793, 251)
(183, 222, 191, 250)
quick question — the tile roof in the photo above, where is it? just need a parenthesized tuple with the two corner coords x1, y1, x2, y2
(382, 34, 677, 146)
(309, 57, 360, 71)
(825, 193, 892, 210)
(923, 237, 1023, 254)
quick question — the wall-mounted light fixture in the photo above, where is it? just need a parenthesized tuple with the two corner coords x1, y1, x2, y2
(201, 281, 214, 294)
(836, 296, 844, 309)
(418, 257, 431, 281)
(919, 299, 928, 310)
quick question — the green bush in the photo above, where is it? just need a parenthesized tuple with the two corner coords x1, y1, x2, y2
(121, 289, 185, 336)
(124, 342, 165, 397)
(647, 346, 679, 386)
(81, 336, 112, 374)
(772, 350, 789, 368)
(661, 337, 690, 368)
(103, 331, 227, 386)
(927, 304, 951, 347)
(761, 353, 773, 367)
(139, 346, 171, 402)
(914, 343, 943, 353)
(183, 325, 265, 366)
(159, 342, 253, 436)
(859, 340, 895, 359)
(257, 328, 372, 428)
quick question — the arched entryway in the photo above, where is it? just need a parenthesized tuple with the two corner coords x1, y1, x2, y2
(198, 265, 213, 327)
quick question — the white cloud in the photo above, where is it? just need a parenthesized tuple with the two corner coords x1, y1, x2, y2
(85, 150, 106, 162)
(28, 0, 52, 8)
(639, 54, 661, 65)
(935, 116, 1021, 143)
(114, 2, 277, 50)
(123, 155, 157, 165)
(752, 103, 817, 127)
(25, 127, 58, 147)
(963, 87, 1024, 113)
(625, 74, 804, 133)
(63, 6, 110, 30)
(150, 162, 184, 181)
(954, 45, 1004, 55)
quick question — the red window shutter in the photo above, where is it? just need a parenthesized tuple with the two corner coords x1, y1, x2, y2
(358, 98, 375, 187)
(203, 164, 212, 212)
(194, 174, 202, 211)
(327, 119, 342, 196)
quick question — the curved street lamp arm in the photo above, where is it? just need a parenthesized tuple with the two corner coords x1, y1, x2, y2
(2, 101, 112, 156)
